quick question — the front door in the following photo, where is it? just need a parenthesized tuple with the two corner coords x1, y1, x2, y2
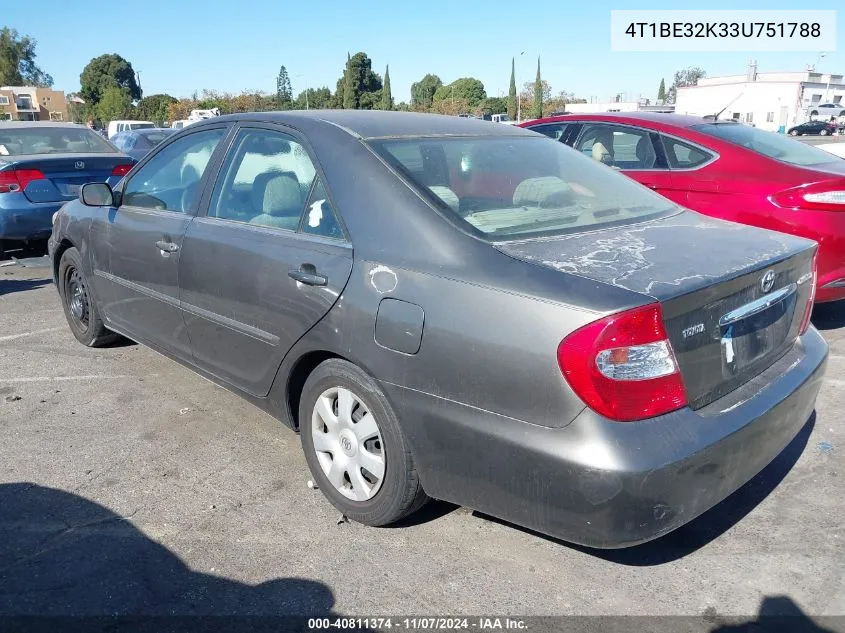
(178, 126, 353, 396)
(91, 126, 228, 357)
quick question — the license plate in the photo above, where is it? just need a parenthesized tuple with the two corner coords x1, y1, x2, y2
(721, 295, 795, 373)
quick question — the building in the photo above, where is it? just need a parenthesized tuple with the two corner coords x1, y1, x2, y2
(563, 99, 675, 115)
(0, 87, 69, 122)
(675, 62, 845, 133)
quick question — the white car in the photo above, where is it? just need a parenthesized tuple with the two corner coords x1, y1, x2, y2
(815, 142, 845, 158)
(809, 103, 845, 117)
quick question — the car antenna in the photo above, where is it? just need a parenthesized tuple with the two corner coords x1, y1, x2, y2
(704, 93, 743, 121)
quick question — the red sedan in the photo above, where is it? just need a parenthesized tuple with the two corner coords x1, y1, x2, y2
(520, 113, 845, 303)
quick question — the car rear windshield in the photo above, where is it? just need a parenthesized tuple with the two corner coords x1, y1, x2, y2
(690, 123, 837, 167)
(139, 131, 173, 145)
(0, 127, 117, 156)
(369, 135, 676, 240)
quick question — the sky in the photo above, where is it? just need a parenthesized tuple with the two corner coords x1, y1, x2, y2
(4, 0, 843, 105)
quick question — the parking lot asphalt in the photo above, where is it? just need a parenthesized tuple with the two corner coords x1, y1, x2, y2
(1, 256, 844, 621)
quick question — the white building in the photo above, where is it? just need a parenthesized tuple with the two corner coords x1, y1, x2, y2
(563, 99, 674, 114)
(675, 63, 845, 133)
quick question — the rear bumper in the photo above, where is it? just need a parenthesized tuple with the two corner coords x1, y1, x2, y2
(0, 198, 62, 241)
(386, 327, 828, 548)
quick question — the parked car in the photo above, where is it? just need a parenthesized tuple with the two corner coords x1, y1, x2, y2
(111, 128, 178, 161)
(106, 120, 155, 140)
(808, 103, 845, 118)
(0, 122, 134, 252)
(787, 120, 838, 136)
(49, 111, 826, 548)
(521, 113, 845, 303)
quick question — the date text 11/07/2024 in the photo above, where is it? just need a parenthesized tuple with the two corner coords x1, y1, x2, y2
(623, 21, 821, 39)
(307, 617, 528, 630)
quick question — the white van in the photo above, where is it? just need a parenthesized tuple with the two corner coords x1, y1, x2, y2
(107, 120, 155, 140)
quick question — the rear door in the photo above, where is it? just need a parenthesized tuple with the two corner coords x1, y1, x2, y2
(178, 125, 352, 396)
(572, 122, 675, 193)
(91, 126, 229, 359)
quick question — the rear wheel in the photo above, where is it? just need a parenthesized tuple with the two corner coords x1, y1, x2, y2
(300, 359, 428, 526)
(820, 129, 830, 136)
(58, 247, 118, 347)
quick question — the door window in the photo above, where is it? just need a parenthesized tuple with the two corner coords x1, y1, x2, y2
(121, 128, 225, 213)
(301, 177, 343, 239)
(529, 123, 570, 141)
(661, 136, 714, 169)
(209, 129, 319, 232)
(574, 124, 661, 169)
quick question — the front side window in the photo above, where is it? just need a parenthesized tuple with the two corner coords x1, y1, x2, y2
(692, 122, 840, 167)
(122, 128, 225, 212)
(574, 124, 661, 170)
(0, 127, 117, 156)
(530, 123, 570, 141)
(209, 129, 317, 231)
(371, 135, 676, 240)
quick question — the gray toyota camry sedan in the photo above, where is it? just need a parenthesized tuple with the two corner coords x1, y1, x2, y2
(48, 111, 828, 548)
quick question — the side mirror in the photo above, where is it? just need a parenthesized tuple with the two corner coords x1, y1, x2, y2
(81, 182, 114, 207)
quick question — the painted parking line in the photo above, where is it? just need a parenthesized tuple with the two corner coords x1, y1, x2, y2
(0, 374, 152, 384)
(0, 327, 65, 343)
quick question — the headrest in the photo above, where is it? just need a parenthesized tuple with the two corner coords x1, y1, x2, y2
(429, 186, 460, 212)
(591, 142, 613, 165)
(262, 173, 303, 217)
(513, 177, 574, 208)
(635, 136, 656, 167)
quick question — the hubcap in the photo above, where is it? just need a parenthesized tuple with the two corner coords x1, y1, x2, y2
(66, 268, 90, 330)
(311, 386, 386, 501)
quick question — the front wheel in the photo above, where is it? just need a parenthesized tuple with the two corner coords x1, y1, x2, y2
(300, 359, 428, 526)
(58, 247, 119, 347)
(789, 130, 799, 136)
(820, 129, 830, 136)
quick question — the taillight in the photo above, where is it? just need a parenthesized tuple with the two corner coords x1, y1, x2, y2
(111, 164, 133, 176)
(799, 250, 818, 335)
(557, 303, 687, 422)
(771, 179, 845, 212)
(0, 168, 46, 193)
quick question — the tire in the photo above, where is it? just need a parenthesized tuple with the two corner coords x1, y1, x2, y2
(58, 247, 119, 347)
(300, 358, 428, 526)
(789, 130, 798, 136)
(820, 129, 830, 136)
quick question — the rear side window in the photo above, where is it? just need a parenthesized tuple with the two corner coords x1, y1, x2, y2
(661, 136, 713, 169)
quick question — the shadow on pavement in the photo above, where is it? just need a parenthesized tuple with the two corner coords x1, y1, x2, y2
(0, 277, 52, 296)
(811, 301, 845, 331)
(709, 596, 838, 632)
(0, 482, 365, 632)
(476, 412, 815, 566)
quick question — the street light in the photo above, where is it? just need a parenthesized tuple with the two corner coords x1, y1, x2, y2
(295, 74, 309, 110)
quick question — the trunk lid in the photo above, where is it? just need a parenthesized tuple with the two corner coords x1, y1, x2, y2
(496, 210, 817, 409)
(2, 154, 133, 203)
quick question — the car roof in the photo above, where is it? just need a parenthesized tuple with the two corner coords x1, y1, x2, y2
(526, 112, 721, 129)
(0, 121, 88, 129)
(193, 110, 537, 140)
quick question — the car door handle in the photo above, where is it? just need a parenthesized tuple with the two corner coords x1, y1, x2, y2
(155, 240, 179, 253)
(288, 265, 327, 287)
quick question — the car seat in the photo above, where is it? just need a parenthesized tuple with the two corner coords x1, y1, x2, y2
(634, 136, 656, 169)
(249, 173, 303, 230)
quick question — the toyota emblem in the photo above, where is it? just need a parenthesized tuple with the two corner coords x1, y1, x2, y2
(74, 161, 85, 170)
(761, 270, 776, 293)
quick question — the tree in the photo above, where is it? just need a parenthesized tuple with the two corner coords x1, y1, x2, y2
(657, 78, 666, 103)
(98, 87, 132, 122)
(476, 97, 508, 117)
(507, 58, 517, 121)
(80, 54, 141, 105)
(0, 27, 53, 87)
(410, 73, 442, 110)
(135, 94, 177, 125)
(294, 87, 332, 110)
(531, 57, 543, 119)
(433, 78, 486, 108)
(395, 101, 410, 112)
(429, 97, 471, 116)
(276, 65, 292, 109)
(666, 66, 705, 104)
(381, 65, 393, 110)
(339, 52, 381, 109)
